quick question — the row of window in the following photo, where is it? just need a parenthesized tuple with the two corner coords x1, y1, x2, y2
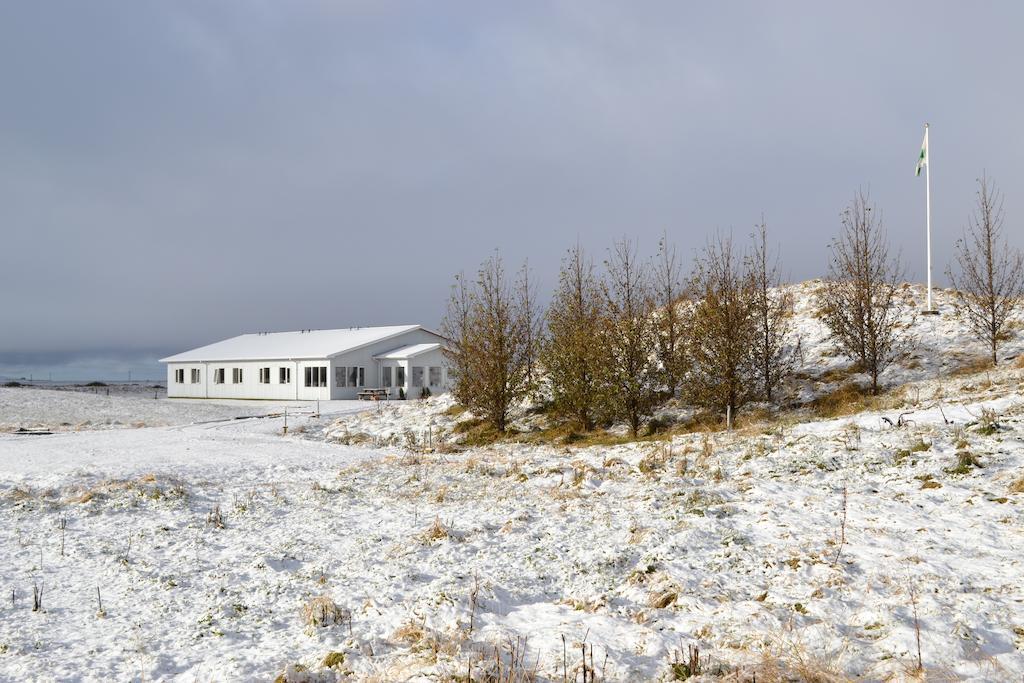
(173, 369, 202, 384)
(173, 364, 446, 388)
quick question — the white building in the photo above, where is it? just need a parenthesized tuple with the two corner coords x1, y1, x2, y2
(160, 325, 449, 400)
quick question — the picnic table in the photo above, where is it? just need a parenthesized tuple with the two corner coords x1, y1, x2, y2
(357, 388, 390, 401)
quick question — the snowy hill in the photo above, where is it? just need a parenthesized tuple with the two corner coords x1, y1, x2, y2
(1, 281, 1023, 681)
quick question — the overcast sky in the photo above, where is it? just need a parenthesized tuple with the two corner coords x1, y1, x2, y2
(2, 1, 1023, 379)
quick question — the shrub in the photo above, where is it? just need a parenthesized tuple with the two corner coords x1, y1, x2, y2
(3, 381, 23, 388)
(420, 386, 432, 399)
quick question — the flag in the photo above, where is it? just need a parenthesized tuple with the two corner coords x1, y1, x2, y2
(915, 129, 928, 177)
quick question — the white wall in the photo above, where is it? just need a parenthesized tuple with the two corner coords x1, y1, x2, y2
(165, 363, 207, 398)
(166, 360, 331, 400)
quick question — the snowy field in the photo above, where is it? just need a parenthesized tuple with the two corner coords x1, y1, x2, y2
(0, 385, 365, 433)
(2, 382, 1024, 680)
(1, 285, 1024, 681)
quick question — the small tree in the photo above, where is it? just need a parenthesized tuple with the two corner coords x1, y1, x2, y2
(541, 244, 609, 431)
(653, 232, 688, 397)
(601, 238, 659, 437)
(748, 219, 793, 402)
(441, 253, 532, 432)
(443, 272, 475, 409)
(687, 233, 757, 425)
(820, 190, 906, 394)
(947, 174, 1024, 366)
(516, 260, 544, 390)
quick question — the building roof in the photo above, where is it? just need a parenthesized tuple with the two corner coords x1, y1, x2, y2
(160, 325, 428, 363)
(373, 343, 442, 360)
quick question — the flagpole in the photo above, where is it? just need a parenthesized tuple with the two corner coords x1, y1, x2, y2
(925, 123, 933, 312)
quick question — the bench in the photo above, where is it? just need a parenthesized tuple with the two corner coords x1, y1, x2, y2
(357, 388, 390, 401)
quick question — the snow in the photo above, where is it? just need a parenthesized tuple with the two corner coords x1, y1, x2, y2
(373, 343, 442, 360)
(159, 325, 423, 363)
(2, 283, 1024, 681)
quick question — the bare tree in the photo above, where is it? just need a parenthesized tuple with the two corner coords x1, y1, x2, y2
(820, 190, 906, 394)
(442, 271, 475, 408)
(748, 219, 793, 402)
(653, 231, 688, 397)
(516, 259, 545, 389)
(541, 244, 609, 431)
(947, 174, 1024, 366)
(441, 253, 532, 432)
(601, 238, 659, 437)
(687, 232, 757, 426)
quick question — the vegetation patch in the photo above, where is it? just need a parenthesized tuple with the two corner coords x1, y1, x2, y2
(322, 651, 345, 668)
(1010, 474, 1024, 494)
(945, 450, 982, 475)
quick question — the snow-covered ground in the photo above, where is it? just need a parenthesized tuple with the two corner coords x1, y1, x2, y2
(1, 284, 1024, 681)
(0, 385, 366, 433)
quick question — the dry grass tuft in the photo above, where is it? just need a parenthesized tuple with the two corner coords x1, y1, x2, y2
(390, 619, 463, 661)
(301, 595, 344, 628)
(422, 517, 451, 543)
(1008, 473, 1024, 494)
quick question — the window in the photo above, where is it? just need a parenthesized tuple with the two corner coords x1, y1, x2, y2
(231, 368, 243, 384)
(348, 366, 357, 387)
(396, 366, 406, 387)
(335, 367, 346, 388)
(412, 366, 424, 387)
(305, 366, 327, 387)
(429, 367, 442, 386)
(259, 367, 271, 384)
(174, 369, 184, 384)
(191, 369, 200, 383)
(382, 367, 392, 387)
(214, 368, 225, 384)
(279, 367, 291, 384)
(358, 367, 365, 387)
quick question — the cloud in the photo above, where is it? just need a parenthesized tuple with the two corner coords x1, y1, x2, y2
(1, 1, 1022, 365)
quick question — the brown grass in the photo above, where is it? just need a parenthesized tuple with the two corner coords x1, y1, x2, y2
(390, 619, 462, 661)
(452, 418, 503, 447)
(951, 355, 996, 376)
(809, 382, 880, 419)
(1008, 474, 1024, 494)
